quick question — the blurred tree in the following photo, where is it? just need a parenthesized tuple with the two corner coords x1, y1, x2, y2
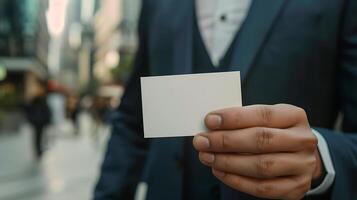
(0, 83, 20, 109)
(110, 52, 134, 83)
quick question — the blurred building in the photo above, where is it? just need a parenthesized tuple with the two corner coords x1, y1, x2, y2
(0, 0, 142, 131)
(61, 0, 141, 89)
(0, 0, 48, 131)
(92, 0, 141, 83)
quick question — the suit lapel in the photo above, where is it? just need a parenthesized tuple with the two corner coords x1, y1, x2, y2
(230, 0, 288, 82)
(172, 0, 194, 74)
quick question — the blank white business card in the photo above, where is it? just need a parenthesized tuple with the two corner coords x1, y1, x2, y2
(140, 71, 242, 138)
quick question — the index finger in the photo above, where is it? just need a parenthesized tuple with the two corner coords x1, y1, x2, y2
(205, 104, 307, 130)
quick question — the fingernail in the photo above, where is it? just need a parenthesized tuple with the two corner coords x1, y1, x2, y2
(213, 168, 226, 177)
(194, 135, 210, 149)
(200, 152, 215, 164)
(205, 114, 222, 129)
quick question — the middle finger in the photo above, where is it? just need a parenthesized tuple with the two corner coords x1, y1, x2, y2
(194, 127, 312, 153)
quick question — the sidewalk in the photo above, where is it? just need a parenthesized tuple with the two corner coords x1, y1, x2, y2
(0, 112, 110, 200)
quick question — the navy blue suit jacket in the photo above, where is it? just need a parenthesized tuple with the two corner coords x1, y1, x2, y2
(94, 0, 357, 199)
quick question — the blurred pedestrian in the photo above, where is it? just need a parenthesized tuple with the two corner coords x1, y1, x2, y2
(66, 94, 81, 135)
(24, 80, 51, 159)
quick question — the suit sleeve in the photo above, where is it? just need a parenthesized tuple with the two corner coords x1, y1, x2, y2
(94, 1, 151, 199)
(314, 1, 357, 199)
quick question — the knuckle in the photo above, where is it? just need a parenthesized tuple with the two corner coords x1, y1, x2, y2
(220, 133, 231, 149)
(215, 154, 231, 170)
(256, 182, 275, 197)
(259, 106, 273, 125)
(281, 177, 310, 200)
(294, 177, 311, 197)
(309, 134, 318, 149)
(307, 154, 317, 170)
(232, 111, 242, 128)
(295, 107, 308, 123)
(300, 133, 318, 152)
(295, 106, 307, 117)
(222, 156, 230, 170)
(230, 175, 241, 189)
(255, 128, 274, 153)
(256, 155, 274, 177)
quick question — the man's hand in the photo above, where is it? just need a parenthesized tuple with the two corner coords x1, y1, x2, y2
(193, 104, 322, 200)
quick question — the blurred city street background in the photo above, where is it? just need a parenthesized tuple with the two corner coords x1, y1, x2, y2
(0, 0, 141, 199)
(0, 113, 109, 200)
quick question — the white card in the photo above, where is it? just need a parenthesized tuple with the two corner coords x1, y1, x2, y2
(141, 71, 242, 138)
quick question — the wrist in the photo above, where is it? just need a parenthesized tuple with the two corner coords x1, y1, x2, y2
(312, 148, 325, 185)
(307, 129, 335, 195)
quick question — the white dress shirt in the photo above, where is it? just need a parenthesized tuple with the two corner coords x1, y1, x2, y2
(196, 0, 252, 66)
(195, 0, 335, 195)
